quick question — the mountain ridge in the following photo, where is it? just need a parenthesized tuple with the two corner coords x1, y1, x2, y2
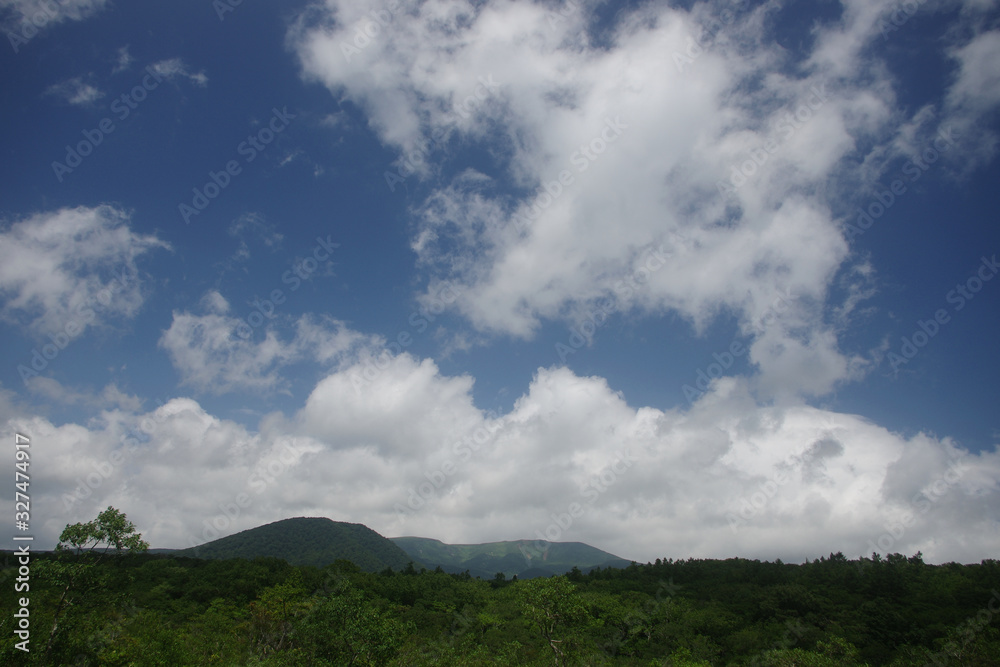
(160, 517, 632, 578)
(173, 516, 414, 572)
(390, 535, 632, 579)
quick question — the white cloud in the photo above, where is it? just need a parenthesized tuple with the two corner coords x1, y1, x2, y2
(228, 212, 283, 248)
(2, 361, 997, 564)
(299, 352, 482, 458)
(942, 28, 1000, 169)
(5, 0, 998, 575)
(291, 0, 1000, 400)
(947, 30, 1000, 111)
(113, 45, 134, 74)
(1, 0, 108, 33)
(0, 205, 170, 338)
(45, 76, 103, 106)
(158, 303, 377, 395)
(149, 58, 209, 87)
(220, 213, 285, 272)
(200, 290, 231, 315)
(24, 377, 144, 412)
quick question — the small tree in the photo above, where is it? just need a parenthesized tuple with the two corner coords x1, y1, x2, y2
(43, 506, 148, 659)
(55, 506, 148, 556)
(516, 575, 598, 666)
(248, 577, 309, 656)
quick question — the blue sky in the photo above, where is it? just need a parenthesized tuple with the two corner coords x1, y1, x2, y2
(1, 0, 999, 564)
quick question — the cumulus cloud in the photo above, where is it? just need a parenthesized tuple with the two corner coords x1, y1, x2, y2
(299, 352, 483, 458)
(290, 0, 1000, 399)
(2, 360, 998, 563)
(0, 205, 170, 338)
(0, 395, 325, 551)
(4, 0, 998, 573)
(158, 301, 378, 394)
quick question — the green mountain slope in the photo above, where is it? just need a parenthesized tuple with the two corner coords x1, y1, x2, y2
(391, 536, 631, 579)
(176, 517, 414, 572)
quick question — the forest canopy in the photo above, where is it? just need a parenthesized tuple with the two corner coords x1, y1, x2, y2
(2, 509, 999, 665)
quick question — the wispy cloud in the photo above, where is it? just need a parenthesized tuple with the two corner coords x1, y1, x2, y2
(1, 0, 108, 31)
(158, 304, 377, 395)
(0, 205, 170, 337)
(24, 377, 143, 412)
(45, 76, 104, 106)
(112, 45, 134, 73)
(149, 57, 209, 87)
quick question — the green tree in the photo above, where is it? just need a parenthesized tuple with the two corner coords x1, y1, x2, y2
(297, 583, 410, 666)
(187, 597, 250, 664)
(42, 506, 148, 660)
(515, 575, 598, 666)
(755, 636, 869, 667)
(666, 646, 712, 666)
(247, 577, 309, 657)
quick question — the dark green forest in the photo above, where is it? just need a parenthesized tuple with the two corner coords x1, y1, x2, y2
(174, 517, 415, 572)
(3, 509, 1000, 666)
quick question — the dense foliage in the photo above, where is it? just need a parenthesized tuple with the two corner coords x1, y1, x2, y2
(3, 547, 1000, 665)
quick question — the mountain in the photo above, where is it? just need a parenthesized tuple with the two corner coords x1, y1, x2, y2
(391, 536, 632, 579)
(174, 517, 415, 572)
(163, 517, 630, 579)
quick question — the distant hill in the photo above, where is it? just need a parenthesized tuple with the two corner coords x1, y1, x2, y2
(175, 517, 415, 572)
(391, 536, 631, 579)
